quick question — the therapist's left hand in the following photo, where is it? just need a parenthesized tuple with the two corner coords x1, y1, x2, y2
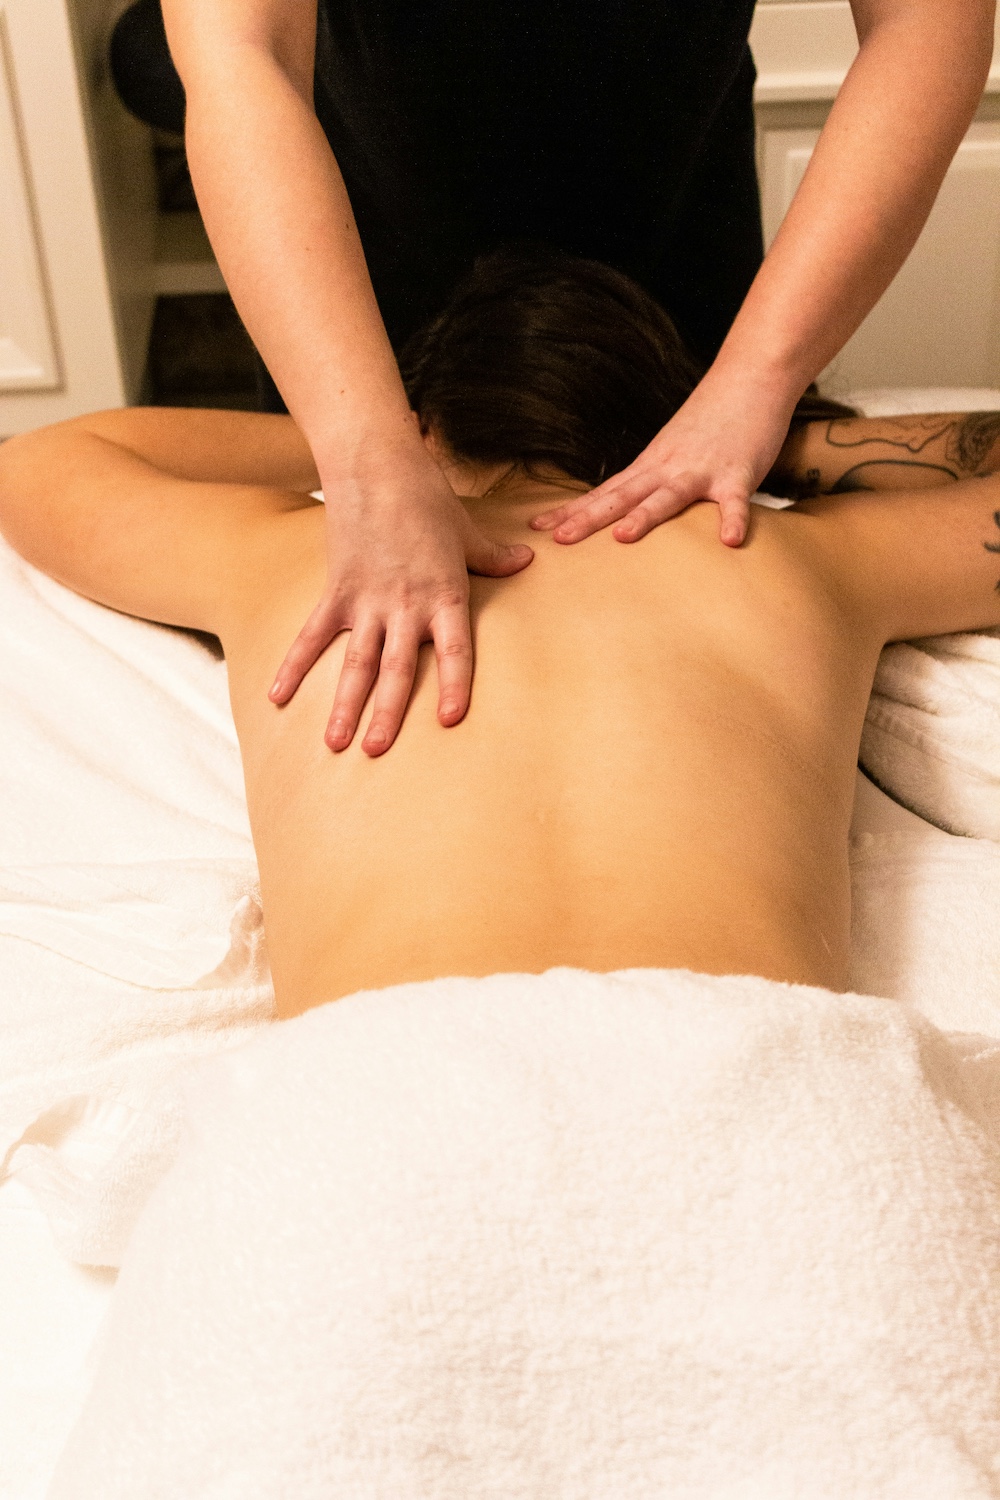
(530, 365, 797, 549)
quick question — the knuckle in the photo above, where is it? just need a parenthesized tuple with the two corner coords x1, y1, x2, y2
(648, 492, 680, 517)
(343, 646, 376, 671)
(380, 650, 414, 676)
(432, 586, 468, 612)
(298, 621, 329, 645)
(437, 636, 472, 661)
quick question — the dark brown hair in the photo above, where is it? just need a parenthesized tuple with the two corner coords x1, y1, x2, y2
(400, 245, 854, 487)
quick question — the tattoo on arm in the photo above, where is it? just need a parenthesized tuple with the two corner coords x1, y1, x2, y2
(948, 413, 1000, 473)
(769, 412, 1000, 499)
(824, 415, 954, 455)
(828, 460, 962, 493)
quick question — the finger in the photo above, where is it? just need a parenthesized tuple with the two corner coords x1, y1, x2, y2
(532, 479, 624, 533)
(430, 602, 474, 728)
(531, 463, 643, 531)
(715, 490, 752, 548)
(550, 471, 656, 543)
(465, 536, 534, 578)
(269, 597, 343, 705)
(530, 505, 574, 531)
(607, 493, 683, 543)
(530, 490, 610, 531)
(324, 618, 385, 752)
(606, 472, 704, 541)
(360, 619, 421, 757)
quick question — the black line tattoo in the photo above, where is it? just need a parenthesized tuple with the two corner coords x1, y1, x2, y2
(766, 411, 1000, 500)
(829, 460, 962, 493)
(824, 416, 954, 454)
(985, 510, 1000, 593)
(984, 509, 1000, 553)
(947, 413, 1000, 474)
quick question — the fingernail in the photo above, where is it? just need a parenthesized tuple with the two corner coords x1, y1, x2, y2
(365, 727, 386, 748)
(268, 679, 283, 701)
(440, 701, 459, 722)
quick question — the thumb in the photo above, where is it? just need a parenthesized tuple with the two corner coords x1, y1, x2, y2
(465, 533, 535, 578)
(716, 488, 752, 548)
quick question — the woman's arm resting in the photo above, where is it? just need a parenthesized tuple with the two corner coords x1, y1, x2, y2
(51, 407, 321, 490)
(0, 412, 307, 635)
(162, 0, 531, 756)
(807, 472, 1000, 645)
(767, 411, 1000, 499)
(533, 0, 996, 549)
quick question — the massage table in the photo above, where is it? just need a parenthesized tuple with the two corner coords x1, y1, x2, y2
(1, 390, 999, 1499)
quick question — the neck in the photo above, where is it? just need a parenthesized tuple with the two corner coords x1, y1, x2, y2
(436, 453, 589, 510)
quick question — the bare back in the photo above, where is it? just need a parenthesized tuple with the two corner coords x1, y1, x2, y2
(5, 409, 1000, 1020)
(223, 484, 879, 1014)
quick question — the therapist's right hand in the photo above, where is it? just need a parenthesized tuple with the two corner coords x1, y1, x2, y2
(267, 443, 534, 756)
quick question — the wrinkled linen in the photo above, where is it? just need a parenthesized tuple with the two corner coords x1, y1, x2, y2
(47, 967, 1000, 1500)
(849, 772, 1000, 1031)
(0, 534, 272, 1499)
(0, 540, 274, 1266)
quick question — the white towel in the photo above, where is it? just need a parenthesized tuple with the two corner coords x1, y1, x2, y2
(860, 632, 1000, 841)
(46, 967, 1000, 1500)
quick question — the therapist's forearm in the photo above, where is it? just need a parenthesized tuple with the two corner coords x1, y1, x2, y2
(177, 46, 415, 476)
(714, 0, 994, 403)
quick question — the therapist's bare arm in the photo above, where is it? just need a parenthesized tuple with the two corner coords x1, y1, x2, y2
(162, 0, 531, 756)
(533, 0, 995, 547)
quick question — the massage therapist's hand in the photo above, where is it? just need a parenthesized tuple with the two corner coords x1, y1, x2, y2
(531, 366, 797, 550)
(268, 443, 533, 756)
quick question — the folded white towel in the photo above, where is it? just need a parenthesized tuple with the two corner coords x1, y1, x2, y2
(47, 967, 1000, 1500)
(860, 632, 1000, 841)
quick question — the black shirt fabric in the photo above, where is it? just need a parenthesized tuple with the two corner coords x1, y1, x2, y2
(314, 0, 762, 363)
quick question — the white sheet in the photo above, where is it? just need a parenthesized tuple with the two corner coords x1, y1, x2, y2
(0, 541, 271, 1500)
(1, 385, 999, 1498)
(849, 772, 1000, 1033)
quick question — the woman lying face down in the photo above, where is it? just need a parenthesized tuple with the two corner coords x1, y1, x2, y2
(1, 248, 999, 1016)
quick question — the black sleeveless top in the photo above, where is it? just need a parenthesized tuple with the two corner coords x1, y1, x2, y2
(314, 0, 762, 361)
